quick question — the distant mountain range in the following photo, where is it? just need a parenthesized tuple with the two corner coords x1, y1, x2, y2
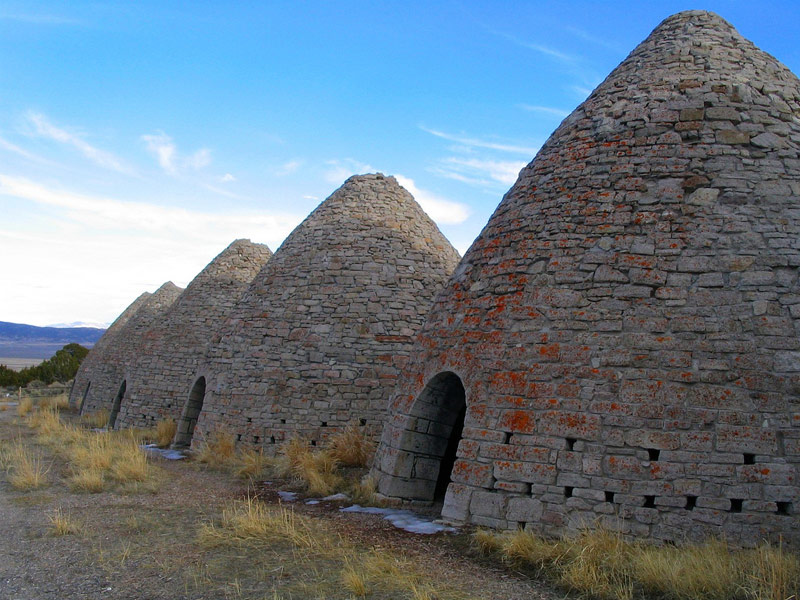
(0, 321, 107, 360)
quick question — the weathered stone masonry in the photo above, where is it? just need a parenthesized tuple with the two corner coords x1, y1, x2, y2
(373, 11, 800, 546)
(72, 282, 183, 421)
(116, 240, 272, 429)
(190, 174, 460, 449)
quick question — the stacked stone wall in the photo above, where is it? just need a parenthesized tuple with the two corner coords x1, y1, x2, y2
(373, 11, 800, 546)
(116, 240, 272, 429)
(193, 174, 460, 448)
(77, 282, 182, 418)
(69, 291, 151, 412)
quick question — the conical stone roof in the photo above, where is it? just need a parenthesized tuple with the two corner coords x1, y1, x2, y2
(191, 174, 460, 448)
(78, 281, 183, 419)
(70, 291, 152, 412)
(115, 240, 273, 429)
(374, 11, 800, 546)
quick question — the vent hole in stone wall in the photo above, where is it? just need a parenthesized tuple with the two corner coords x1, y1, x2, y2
(648, 448, 660, 461)
(321, 422, 327, 427)
(566, 437, 576, 450)
(253, 436, 260, 444)
(236, 433, 242, 441)
(686, 495, 697, 510)
(605, 491, 615, 503)
(777, 502, 792, 515)
(644, 495, 656, 508)
(247, 417, 252, 423)
(281, 419, 286, 424)
(359, 418, 367, 426)
(503, 432, 512, 444)
(311, 440, 317, 447)
(270, 436, 276, 444)
(730, 499, 743, 513)
(743, 453, 755, 465)
(564, 486, 574, 498)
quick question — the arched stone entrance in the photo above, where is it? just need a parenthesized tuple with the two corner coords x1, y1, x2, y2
(379, 371, 467, 503)
(78, 382, 91, 416)
(174, 377, 206, 448)
(108, 380, 126, 429)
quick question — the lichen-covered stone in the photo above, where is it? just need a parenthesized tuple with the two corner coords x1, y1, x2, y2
(373, 11, 800, 546)
(192, 174, 460, 448)
(72, 282, 183, 419)
(115, 240, 272, 429)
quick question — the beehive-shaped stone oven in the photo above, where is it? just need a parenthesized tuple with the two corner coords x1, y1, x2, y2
(70, 291, 152, 413)
(181, 174, 460, 449)
(75, 282, 183, 424)
(373, 11, 800, 546)
(114, 240, 272, 429)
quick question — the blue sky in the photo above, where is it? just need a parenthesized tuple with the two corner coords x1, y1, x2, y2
(2, 1, 799, 326)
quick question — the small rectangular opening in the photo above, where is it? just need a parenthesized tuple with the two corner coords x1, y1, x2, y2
(359, 418, 367, 426)
(236, 433, 242, 441)
(247, 417, 252, 423)
(503, 432, 512, 444)
(310, 440, 317, 447)
(270, 436, 276, 444)
(730, 498, 743, 513)
(253, 436, 260, 444)
(566, 437, 576, 450)
(743, 453, 755, 465)
(686, 495, 697, 510)
(777, 502, 792, 516)
(605, 491, 615, 503)
(281, 419, 286, 424)
(644, 495, 656, 508)
(564, 486, 573, 498)
(648, 448, 660, 461)
(321, 421, 328, 427)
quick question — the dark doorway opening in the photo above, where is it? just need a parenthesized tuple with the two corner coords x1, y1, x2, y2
(405, 371, 466, 503)
(108, 380, 126, 429)
(78, 382, 91, 416)
(174, 377, 206, 448)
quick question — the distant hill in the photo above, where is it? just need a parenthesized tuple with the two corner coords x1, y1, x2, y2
(0, 321, 106, 360)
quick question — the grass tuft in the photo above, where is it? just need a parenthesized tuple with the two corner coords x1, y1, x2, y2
(155, 419, 177, 448)
(49, 507, 81, 535)
(195, 430, 236, 468)
(81, 409, 109, 429)
(475, 526, 800, 600)
(17, 396, 33, 418)
(6, 440, 49, 490)
(327, 423, 374, 467)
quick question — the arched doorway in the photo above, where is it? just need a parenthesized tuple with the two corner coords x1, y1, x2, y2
(403, 371, 467, 502)
(174, 377, 206, 448)
(108, 380, 126, 429)
(78, 382, 91, 416)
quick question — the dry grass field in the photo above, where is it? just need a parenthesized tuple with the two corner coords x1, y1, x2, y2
(0, 397, 797, 600)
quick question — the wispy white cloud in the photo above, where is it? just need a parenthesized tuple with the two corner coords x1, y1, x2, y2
(434, 157, 526, 187)
(323, 158, 375, 184)
(275, 159, 303, 176)
(518, 104, 571, 118)
(394, 175, 470, 225)
(490, 30, 575, 63)
(220, 173, 236, 183)
(564, 26, 622, 51)
(0, 135, 57, 166)
(0, 174, 302, 245)
(141, 131, 212, 175)
(420, 126, 538, 156)
(27, 112, 133, 174)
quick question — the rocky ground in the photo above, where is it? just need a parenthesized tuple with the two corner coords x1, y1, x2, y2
(0, 405, 559, 600)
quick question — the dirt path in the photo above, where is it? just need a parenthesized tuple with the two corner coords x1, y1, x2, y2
(0, 407, 559, 600)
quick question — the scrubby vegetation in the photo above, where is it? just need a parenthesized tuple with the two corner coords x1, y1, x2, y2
(0, 343, 89, 387)
(474, 526, 800, 600)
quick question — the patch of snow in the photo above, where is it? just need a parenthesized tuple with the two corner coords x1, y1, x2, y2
(305, 499, 320, 505)
(277, 490, 298, 502)
(341, 505, 457, 535)
(141, 443, 186, 460)
(321, 493, 349, 501)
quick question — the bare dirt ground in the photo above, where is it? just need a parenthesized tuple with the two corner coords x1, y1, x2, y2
(0, 406, 560, 600)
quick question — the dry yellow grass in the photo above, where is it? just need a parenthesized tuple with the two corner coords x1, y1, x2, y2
(48, 507, 81, 535)
(6, 440, 49, 490)
(475, 526, 800, 600)
(234, 447, 271, 480)
(39, 394, 70, 412)
(155, 419, 177, 448)
(81, 409, 109, 429)
(23, 403, 158, 492)
(17, 396, 33, 417)
(327, 423, 374, 467)
(195, 430, 236, 468)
